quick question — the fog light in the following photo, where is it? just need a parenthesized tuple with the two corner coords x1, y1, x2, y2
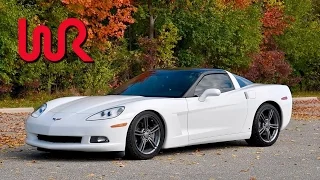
(90, 136, 109, 143)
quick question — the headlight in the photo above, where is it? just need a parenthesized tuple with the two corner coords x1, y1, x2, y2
(86, 106, 125, 121)
(31, 103, 47, 118)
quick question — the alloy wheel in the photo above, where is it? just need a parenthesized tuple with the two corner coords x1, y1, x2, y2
(258, 108, 279, 143)
(134, 115, 161, 154)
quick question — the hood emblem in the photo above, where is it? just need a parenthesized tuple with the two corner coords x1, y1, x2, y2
(53, 117, 62, 121)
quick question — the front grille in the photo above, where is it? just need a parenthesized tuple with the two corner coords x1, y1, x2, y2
(38, 135, 82, 143)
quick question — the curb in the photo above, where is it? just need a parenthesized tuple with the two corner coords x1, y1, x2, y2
(293, 97, 318, 101)
(0, 108, 34, 114)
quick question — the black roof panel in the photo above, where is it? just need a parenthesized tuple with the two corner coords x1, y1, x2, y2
(154, 68, 226, 74)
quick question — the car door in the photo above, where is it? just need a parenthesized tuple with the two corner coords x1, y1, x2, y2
(187, 73, 248, 141)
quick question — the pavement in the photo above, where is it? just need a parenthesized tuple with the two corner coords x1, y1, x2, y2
(0, 119, 319, 180)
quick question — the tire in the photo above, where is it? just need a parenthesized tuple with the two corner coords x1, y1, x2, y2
(246, 103, 281, 147)
(125, 111, 165, 160)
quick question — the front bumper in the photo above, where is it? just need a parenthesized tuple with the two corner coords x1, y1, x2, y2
(26, 136, 124, 152)
(25, 113, 130, 152)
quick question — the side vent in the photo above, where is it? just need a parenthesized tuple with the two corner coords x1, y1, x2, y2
(244, 92, 249, 99)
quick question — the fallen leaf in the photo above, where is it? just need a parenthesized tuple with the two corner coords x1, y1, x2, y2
(115, 161, 125, 167)
(87, 173, 95, 177)
(232, 154, 237, 158)
(240, 169, 249, 173)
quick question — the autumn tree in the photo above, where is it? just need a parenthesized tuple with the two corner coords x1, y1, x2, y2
(222, 0, 253, 9)
(61, 0, 136, 48)
(245, 1, 294, 84)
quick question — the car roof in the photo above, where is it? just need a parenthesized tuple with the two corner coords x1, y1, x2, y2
(154, 68, 226, 74)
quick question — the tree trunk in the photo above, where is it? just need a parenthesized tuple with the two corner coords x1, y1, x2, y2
(148, 0, 155, 39)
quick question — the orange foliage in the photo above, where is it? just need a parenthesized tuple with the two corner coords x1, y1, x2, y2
(261, 5, 292, 45)
(61, 0, 136, 47)
(245, 3, 295, 84)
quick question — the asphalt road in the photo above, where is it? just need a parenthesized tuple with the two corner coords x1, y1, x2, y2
(0, 120, 319, 180)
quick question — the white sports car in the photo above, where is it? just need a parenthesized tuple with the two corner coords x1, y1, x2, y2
(26, 69, 292, 159)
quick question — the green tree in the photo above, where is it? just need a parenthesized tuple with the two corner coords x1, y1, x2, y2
(0, 0, 44, 94)
(173, 1, 262, 70)
(277, 0, 320, 90)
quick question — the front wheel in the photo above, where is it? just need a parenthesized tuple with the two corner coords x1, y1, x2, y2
(246, 103, 281, 147)
(125, 111, 165, 160)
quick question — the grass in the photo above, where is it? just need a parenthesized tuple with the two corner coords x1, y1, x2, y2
(292, 91, 320, 98)
(0, 92, 79, 108)
(0, 91, 319, 108)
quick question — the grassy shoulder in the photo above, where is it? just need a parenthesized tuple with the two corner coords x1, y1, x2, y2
(0, 91, 319, 108)
(292, 91, 320, 98)
(0, 92, 78, 108)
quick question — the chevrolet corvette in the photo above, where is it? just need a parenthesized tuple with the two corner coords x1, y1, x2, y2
(26, 69, 292, 159)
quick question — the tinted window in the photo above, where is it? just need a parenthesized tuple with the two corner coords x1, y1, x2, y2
(233, 74, 253, 88)
(194, 74, 234, 96)
(110, 71, 201, 98)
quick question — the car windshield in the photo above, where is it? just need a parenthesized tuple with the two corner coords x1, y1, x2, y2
(110, 70, 201, 98)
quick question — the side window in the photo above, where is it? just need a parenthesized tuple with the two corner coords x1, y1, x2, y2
(194, 74, 235, 96)
(233, 74, 253, 88)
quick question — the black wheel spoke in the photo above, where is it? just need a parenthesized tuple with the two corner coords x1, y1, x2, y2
(135, 130, 144, 136)
(148, 138, 157, 148)
(259, 113, 267, 123)
(268, 109, 274, 121)
(266, 129, 271, 141)
(270, 124, 278, 129)
(139, 139, 147, 152)
(150, 125, 159, 134)
(259, 127, 266, 135)
(144, 117, 149, 129)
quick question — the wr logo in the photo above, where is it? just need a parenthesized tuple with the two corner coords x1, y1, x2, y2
(18, 18, 93, 63)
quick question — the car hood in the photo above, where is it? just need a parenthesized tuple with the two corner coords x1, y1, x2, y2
(49, 95, 149, 114)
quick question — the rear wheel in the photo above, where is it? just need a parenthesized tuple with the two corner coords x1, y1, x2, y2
(125, 111, 165, 160)
(246, 103, 281, 146)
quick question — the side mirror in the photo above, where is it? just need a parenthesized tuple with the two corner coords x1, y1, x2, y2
(198, 88, 221, 102)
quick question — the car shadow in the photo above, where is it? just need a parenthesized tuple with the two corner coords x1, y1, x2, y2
(11, 140, 249, 161)
(159, 140, 248, 156)
(12, 150, 125, 161)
